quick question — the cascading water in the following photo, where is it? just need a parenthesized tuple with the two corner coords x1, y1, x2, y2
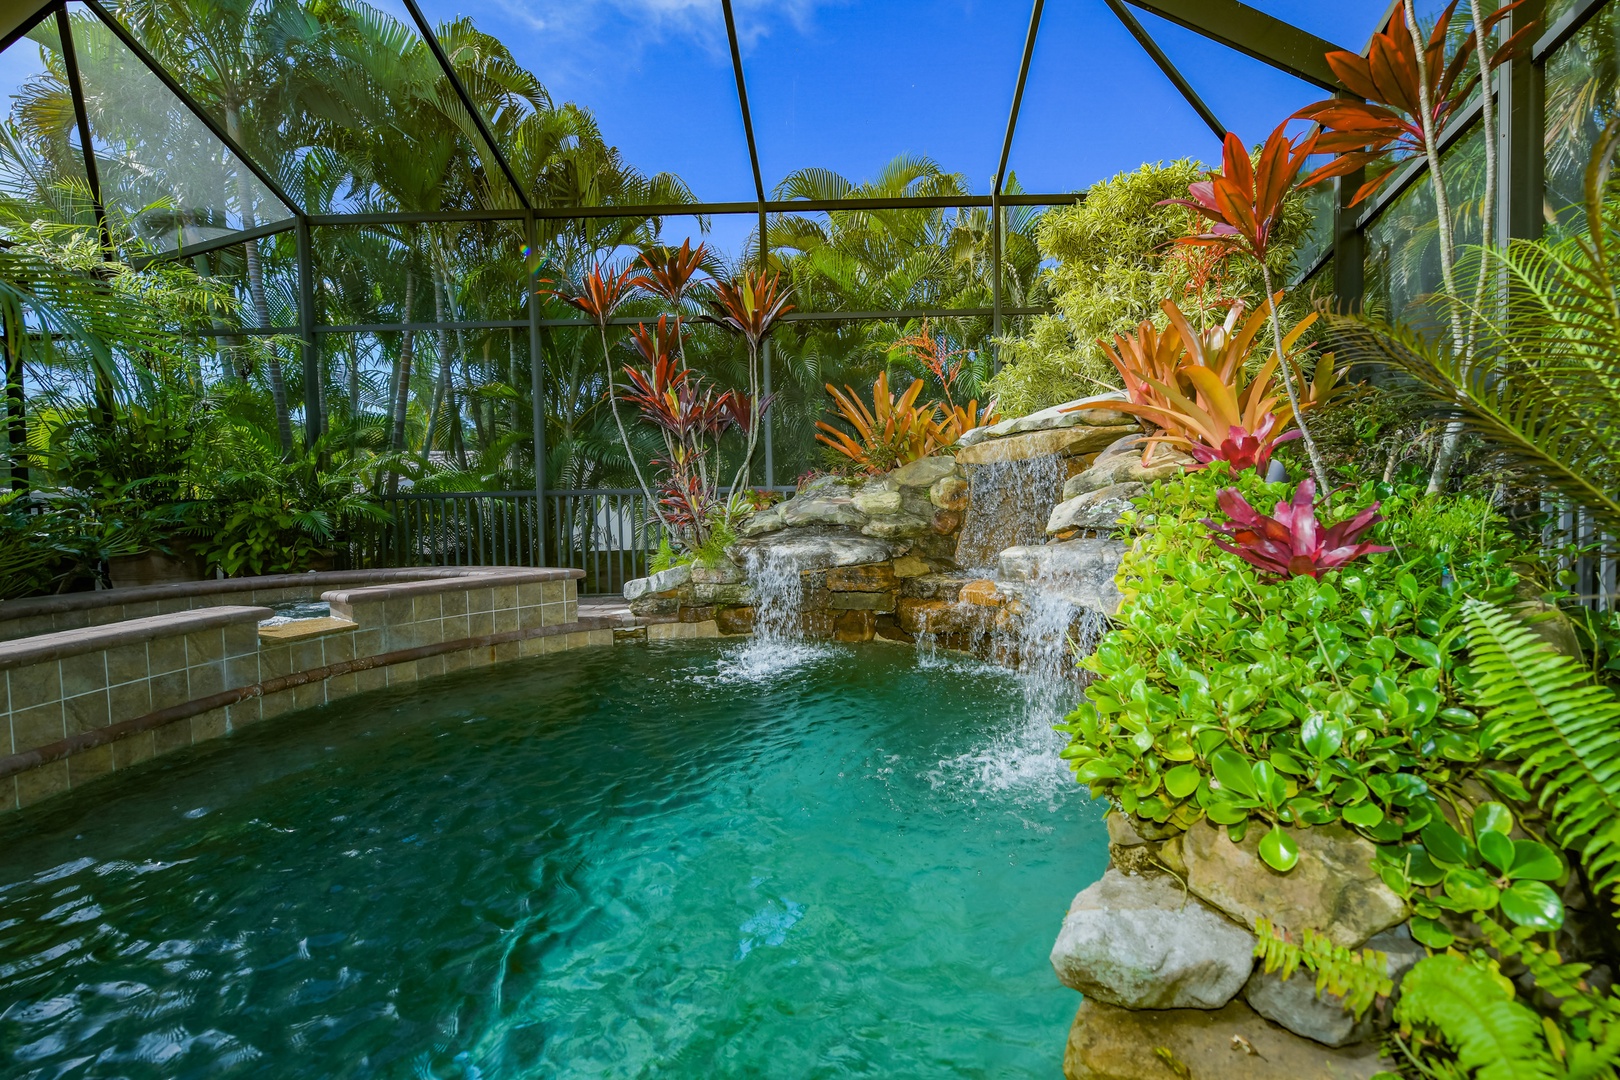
(710, 547, 829, 682)
(954, 455, 1067, 568)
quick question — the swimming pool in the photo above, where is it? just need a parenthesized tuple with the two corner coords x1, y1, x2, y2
(0, 640, 1106, 1078)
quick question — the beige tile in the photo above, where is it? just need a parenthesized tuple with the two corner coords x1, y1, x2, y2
(326, 673, 357, 700)
(517, 582, 546, 607)
(355, 666, 386, 692)
(112, 731, 157, 768)
(290, 640, 324, 674)
(68, 743, 115, 785)
(9, 663, 61, 711)
(323, 633, 356, 664)
(191, 708, 229, 742)
(156, 597, 189, 615)
(518, 606, 544, 631)
(121, 600, 160, 621)
(59, 651, 107, 698)
(492, 585, 518, 611)
(493, 641, 519, 663)
(541, 603, 565, 627)
(383, 597, 415, 626)
(150, 670, 190, 711)
(64, 691, 111, 734)
(518, 636, 545, 657)
(416, 654, 445, 679)
(345, 599, 385, 626)
(260, 689, 295, 720)
(466, 588, 493, 614)
(468, 611, 495, 638)
(225, 654, 259, 690)
(16, 759, 69, 807)
(412, 594, 442, 622)
(226, 698, 261, 729)
(292, 681, 326, 710)
(154, 719, 192, 754)
(105, 644, 149, 686)
(260, 645, 292, 680)
(541, 581, 566, 604)
(493, 608, 519, 634)
(11, 702, 65, 750)
(444, 648, 471, 673)
(442, 614, 470, 642)
(147, 635, 187, 675)
(0, 775, 17, 813)
(564, 600, 579, 622)
(185, 629, 225, 665)
(385, 660, 418, 686)
(353, 629, 384, 660)
(223, 622, 259, 658)
(109, 680, 153, 721)
(188, 661, 225, 699)
(440, 590, 468, 616)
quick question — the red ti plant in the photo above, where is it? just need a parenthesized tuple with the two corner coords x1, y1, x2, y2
(702, 270, 794, 493)
(634, 240, 710, 310)
(1164, 122, 1332, 494)
(1186, 413, 1301, 475)
(1203, 478, 1392, 580)
(541, 263, 672, 533)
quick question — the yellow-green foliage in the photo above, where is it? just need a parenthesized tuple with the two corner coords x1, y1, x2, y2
(988, 158, 1313, 417)
(1253, 918, 1393, 1019)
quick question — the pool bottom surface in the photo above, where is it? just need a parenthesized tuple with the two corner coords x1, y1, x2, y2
(0, 640, 1107, 1079)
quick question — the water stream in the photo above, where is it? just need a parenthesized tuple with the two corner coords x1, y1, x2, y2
(954, 456, 1067, 569)
(711, 547, 830, 682)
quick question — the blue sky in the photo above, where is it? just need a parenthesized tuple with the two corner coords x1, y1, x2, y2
(408, 0, 1395, 258)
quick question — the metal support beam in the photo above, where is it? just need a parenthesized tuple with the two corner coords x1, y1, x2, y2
(129, 219, 296, 269)
(1332, 167, 1366, 313)
(296, 216, 321, 446)
(1106, 0, 1227, 140)
(992, 0, 1044, 343)
(1533, 0, 1610, 60)
(80, 0, 303, 216)
(400, 0, 530, 212)
(0, 0, 55, 57)
(1502, 0, 1546, 244)
(56, 3, 112, 253)
(1123, 0, 1347, 90)
(526, 213, 548, 565)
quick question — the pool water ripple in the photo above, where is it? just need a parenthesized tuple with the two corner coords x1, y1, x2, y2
(0, 642, 1107, 1079)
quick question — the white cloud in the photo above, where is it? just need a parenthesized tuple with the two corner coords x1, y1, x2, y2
(488, 0, 834, 67)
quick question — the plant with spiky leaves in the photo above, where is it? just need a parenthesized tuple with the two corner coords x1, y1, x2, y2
(1204, 477, 1392, 579)
(702, 270, 793, 494)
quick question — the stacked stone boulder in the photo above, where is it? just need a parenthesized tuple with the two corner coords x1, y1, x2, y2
(1052, 812, 1416, 1078)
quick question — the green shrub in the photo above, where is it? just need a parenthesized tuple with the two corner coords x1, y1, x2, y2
(987, 159, 1314, 416)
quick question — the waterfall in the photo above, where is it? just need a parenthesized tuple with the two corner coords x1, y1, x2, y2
(708, 547, 828, 682)
(954, 456, 1067, 569)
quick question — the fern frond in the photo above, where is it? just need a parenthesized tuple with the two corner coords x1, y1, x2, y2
(1253, 918, 1392, 1018)
(1472, 914, 1613, 1022)
(1396, 954, 1560, 1080)
(1463, 600, 1620, 898)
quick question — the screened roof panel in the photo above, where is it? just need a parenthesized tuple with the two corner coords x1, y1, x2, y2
(0, 18, 96, 232)
(1237, 0, 1385, 51)
(66, 3, 296, 251)
(98, 0, 520, 215)
(411, 0, 756, 204)
(745, 1, 1029, 198)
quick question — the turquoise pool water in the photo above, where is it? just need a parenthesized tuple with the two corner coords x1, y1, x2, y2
(0, 641, 1107, 1078)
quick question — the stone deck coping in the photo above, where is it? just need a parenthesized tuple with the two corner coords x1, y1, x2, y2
(0, 566, 582, 621)
(321, 567, 580, 606)
(0, 606, 273, 670)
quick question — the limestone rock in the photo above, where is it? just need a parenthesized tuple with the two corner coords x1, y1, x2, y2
(1047, 482, 1146, 535)
(1243, 927, 1425, 1047)
(899, 572, 973, 601)
(1062, 999, 1390, 1080)
(896, 597, 947, 635)
(623, 563, 692, 601)
(829, 591, 895, 612)
(958, 391, 1132, 446)
(852, 489, 903, 516)
(1050, 869, 1257, 1010)
(690, 561, 745, 585)
(693, 583, 752, 606)
(738, 507, 784, 538)
(730, 530, 899, 573)
(889, 455, 959, 488)
(998, 539, 1126, 615)
(628, 595, 682, 616)
(1183, 822, 1408, 948)
(891, 554, 932, 578)
(959, 579, 1003, 608)
(954, 424, 1138, 466)
(827, 563, 897, 592)
(1064, 445, 1192, 499)
(929, 474, 970, 511)
(780, 494, 868, 528)
(832, 609, 877, 641)
(861, 514, 933, 540)
(715, 606, 754, 635)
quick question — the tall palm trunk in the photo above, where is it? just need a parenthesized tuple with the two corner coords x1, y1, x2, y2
(391, 261, 417, 452)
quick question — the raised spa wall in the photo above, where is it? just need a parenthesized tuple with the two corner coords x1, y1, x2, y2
(0, 567, 612, 814)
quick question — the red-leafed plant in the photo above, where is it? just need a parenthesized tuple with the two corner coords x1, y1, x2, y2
(1164, 122, 1332, 493)
(1186, 413, 1300, 475)
(1203, 478, 1392, 579)
(703, 270, 794, 494)
(1293, 0, 1533, 493)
